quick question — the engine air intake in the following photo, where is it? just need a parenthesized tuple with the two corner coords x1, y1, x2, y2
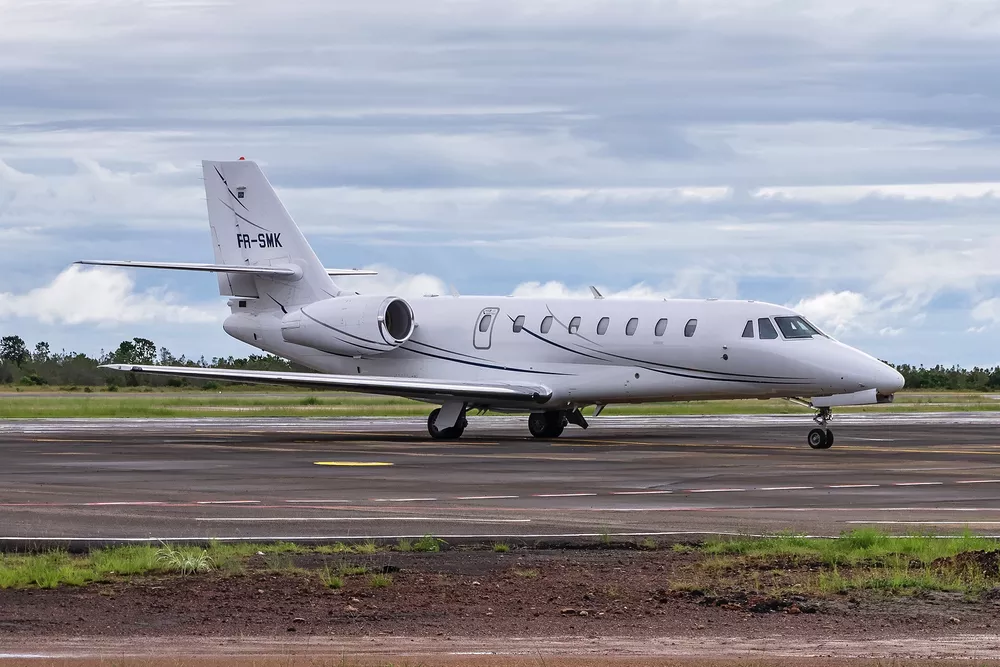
(280, 295, 415, 356)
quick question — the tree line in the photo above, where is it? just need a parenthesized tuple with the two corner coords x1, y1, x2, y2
(0, 335, 295, 388)
(1, 334, 998, 391)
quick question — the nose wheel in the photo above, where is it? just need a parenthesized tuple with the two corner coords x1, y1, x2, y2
(807, 427, 834, 449)
(808, 407, 834, 449)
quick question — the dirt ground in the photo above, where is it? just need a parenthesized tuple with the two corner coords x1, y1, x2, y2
(3, 547, 1000, 662)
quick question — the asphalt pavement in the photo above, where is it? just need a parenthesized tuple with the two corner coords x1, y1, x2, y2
(3, 414, 1000, 542)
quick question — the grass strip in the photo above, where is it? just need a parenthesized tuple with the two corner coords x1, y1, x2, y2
(0, 391, 998, 418)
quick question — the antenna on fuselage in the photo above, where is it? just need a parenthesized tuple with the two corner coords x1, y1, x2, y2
(589, 286, 604, 299)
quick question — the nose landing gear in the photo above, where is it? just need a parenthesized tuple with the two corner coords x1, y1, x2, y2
(807, 407, 834, 449)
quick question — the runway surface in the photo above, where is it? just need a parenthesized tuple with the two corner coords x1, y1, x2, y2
(4, 414, 1000, 541)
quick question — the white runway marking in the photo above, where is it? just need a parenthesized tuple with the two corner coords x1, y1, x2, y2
(456, 495, 519, 500)
(84, 501, 166, 506)
(195, 500, 260, 505)
(956, 479, 1000, 484)
(892, 482, 943, 486)
(611, 490, 673, 495)
(827, 484, 880, 488)
(688, 488, 746, 493)
(196, 517, 532, 523)
(533, 492, 598, 497)
(849, 521, 1000, 526)
(373, 497, 438, 502)
(759, 486, 814, 491)
(284, 499, 350, 503)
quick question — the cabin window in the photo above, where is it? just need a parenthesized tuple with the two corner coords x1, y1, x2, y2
(568, 316, 581, 334)
(478, 313, 492, 332)
(654, 318, 668, 336)
(512, 315, 525, 333)
(540, 315, 553, 334)
(684, 319, 698, 337)
(758, 317, 779, 339)
(774, 315, 822, 339)
(625, 318, 639, 336)
(597, 317, 610, 335)
(742, 320, 754, 338)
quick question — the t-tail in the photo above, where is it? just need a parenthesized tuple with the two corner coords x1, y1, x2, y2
(75, 159, 376, 312)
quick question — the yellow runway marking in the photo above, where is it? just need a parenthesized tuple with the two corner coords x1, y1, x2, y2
(314, 461, 394, 467)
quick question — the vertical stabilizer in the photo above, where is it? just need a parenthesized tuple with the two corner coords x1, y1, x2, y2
(203, 160, 337, 309)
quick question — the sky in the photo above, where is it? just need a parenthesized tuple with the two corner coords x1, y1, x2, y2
(2, 0, 1000, 366)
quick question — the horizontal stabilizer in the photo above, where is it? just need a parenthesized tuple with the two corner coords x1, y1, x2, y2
(326, 269, 378, 276)
(76, 260, 377, 278)
(100, 364, 552, 404)
(76, 260, 298, 276)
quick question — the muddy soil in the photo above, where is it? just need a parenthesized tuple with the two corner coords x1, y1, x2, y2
(1, 548, 999, 640)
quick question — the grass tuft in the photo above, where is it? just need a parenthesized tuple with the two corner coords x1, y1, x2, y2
(353, 540, 378, 555)
(319, 566, 343, 589)
(492, 542, 511, 553)
(369, 573, 393, 588)
(413, 535, 443, 552)
(155, 546, 214, 575)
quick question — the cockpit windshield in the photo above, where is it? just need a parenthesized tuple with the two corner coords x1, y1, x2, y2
(774, 316, 824, 339)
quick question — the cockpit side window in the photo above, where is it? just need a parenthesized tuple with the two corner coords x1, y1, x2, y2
(540, 315, 553, 334)
(742, 320, 754, 338)
(774, 315, 823, 339)
(758, 317, 778, 339)
(684, 319, 698, 337)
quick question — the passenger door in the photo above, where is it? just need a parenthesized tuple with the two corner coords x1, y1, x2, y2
(474, 307, 500, 349)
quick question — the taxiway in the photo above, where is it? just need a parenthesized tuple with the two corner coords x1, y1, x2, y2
(3, 414, 1000, 542)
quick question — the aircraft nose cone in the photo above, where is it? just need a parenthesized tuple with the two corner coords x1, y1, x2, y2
(876, 365, 905, 395)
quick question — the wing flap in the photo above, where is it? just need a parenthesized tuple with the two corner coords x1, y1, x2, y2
(100, 364, 552, 404)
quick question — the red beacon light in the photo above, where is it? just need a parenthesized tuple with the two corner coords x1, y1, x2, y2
(238, 156, 245, 160)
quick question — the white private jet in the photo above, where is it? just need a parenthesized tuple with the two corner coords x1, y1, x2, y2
(81, 159, 904, 450)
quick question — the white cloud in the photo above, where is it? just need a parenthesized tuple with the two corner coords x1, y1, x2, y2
(791, 291, 878, 336)
(0, 266, 222, 326)
(971, 298, 1000, 326)
(334, 265, 450, 298)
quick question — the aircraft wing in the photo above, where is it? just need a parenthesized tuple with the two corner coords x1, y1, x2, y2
(100, 364, 552, 404)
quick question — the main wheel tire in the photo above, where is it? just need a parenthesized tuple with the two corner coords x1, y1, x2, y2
(807, 428, 828, 450)
(528, 411, 567, 438)
(428, 408, 466, 440)
(824, 429, 835, 449)
(528, 412, 549, 438)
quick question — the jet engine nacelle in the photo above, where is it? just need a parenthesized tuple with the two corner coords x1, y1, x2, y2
(280, 295, 415, 356)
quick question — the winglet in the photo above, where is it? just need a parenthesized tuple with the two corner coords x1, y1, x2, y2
(589, 286, 604, 299)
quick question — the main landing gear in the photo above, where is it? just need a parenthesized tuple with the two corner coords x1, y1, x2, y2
(427, 407, 467, 440)
(528, 409, 588, 439)
(807, 406, 834, 450)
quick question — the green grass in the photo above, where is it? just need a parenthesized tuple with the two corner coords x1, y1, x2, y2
(0, 389, 996, 418)
(369, 573, 393, 588)
(703, 528, 997, 566)
(319, 566, 343, 589)
(413, 535, 443, 552)
(698, 528, 1000, 595)
(492, 542, 511, 553)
